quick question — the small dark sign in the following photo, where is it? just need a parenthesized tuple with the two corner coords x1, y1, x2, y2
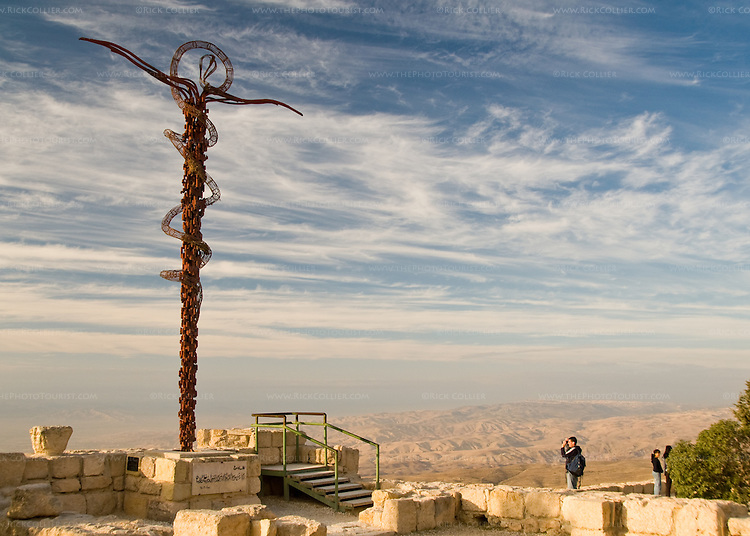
(126, 456, 140, 472)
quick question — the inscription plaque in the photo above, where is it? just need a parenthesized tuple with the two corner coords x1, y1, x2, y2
(192, 460, 247, 495)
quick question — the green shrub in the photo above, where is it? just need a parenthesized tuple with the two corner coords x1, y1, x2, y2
(667, 381, 750, 503)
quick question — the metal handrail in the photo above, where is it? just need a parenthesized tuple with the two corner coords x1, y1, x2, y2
(251, 411, 381, 496)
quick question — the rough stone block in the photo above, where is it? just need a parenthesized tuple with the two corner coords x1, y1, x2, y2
(23, 457, 49, 481)
(522, 517, 540, 533)
(729, 517, 750, 536)
(222, 503, 277, 520)
(258, 447, 281, 465)
(674, 498, 727, 536)
(270, 431, 284, 448)
(256, 430, 274, 448)
(460, 486, 489, 512)
(0, 453, 27, 488)
(372, 489, 402, 509)
(140, 456, 156, 478)
(190, 497, 214, 510)
(161, 482, 192, 502)
(434, 494, 456, 526)
(174, 509, 251, 536)
(342, 447, 359, 474)
(248, 477, 261, 495)
(251, 519, 277, 536)
(29, 426, 72, 456)
(716, 500, 749, 519)
(149, 499, 190, 522)
(488, 487, 524, 519)
(275, 515, 325, 536)
(496, 518, 523, 532)
(112, 475, 125, 491)
(196, 429, 211, 448)
(539, 518, 563, 532)
(82, 453, 107, 476)
(57, 492, 87, 514)
(7, 483, 63, 520)
(50, 478, 81, 493)
(297, 446, 316, 465)
(212, 495, 261, 510)
(125, 474, 140, 491)
(123, 492, 149, 518)
(225, 430, 252, 448)
(525, 490, 562, 518)
(562, 495, 616, 530)
(359, 506, 383, 528)
(622, 497, 679, 536)
(84, 490, 116, 516)
(138, 478, 162, 496)
(49, 456, 81, 479)
(108, 452, 126, 477)
(115, 490, 124, 511)
(247, 455, 261, 477)
(210, 429, 229, 447)
(154, 458, 191, 483)
(80, 475, 111, 491)
(415, 497, 436, 531)
(382, 498, 417, 534)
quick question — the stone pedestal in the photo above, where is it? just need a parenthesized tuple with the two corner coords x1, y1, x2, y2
(124, 449, 261, 522)
(29, 426, 73, 456)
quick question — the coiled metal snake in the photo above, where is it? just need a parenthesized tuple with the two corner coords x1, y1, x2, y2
(81, 37, 301, 451)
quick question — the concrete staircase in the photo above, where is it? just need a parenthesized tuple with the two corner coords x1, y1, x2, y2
(262, 463, 373, 512)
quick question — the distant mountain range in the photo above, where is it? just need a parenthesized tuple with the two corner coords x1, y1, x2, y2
(326, 400, 732, 483)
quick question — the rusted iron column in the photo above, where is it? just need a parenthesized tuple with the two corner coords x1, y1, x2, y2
(178, 104, 208, 449)
(81, 38, 302, 451)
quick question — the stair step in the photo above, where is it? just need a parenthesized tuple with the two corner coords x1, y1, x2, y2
(292, 470, 336, 481)
(317, 482, 363, 493)
(334, 489, 373, 500)
(341, 497, 375, 509)
(302, 476, 351, 487)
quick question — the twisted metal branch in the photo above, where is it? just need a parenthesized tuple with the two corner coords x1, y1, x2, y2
(81, 37, 301, 451)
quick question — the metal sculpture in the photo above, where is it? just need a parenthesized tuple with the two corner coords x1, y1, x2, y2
(81, 38, 302, 451)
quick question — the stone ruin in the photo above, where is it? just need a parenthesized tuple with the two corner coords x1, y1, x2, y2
(1, 425, 750, 536)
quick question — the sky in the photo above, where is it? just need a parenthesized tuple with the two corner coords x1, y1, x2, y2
(2, 0, 750, 449)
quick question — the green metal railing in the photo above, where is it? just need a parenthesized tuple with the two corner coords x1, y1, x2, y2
(250, 411, 380, 508)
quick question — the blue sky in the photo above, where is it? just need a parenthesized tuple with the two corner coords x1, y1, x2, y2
(2, 0, 750, 448)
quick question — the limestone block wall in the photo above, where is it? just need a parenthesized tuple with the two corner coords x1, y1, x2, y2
(196, 428, 359, 474)
(0, 451, 126, 518)
(123, 452, 262, 522)
(174, 504, 326, 536)
(359, 481, 750, 536)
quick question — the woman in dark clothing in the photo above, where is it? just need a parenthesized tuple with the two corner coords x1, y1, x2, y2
(651, 449, 663, 495)
(663, 445, 672, 497)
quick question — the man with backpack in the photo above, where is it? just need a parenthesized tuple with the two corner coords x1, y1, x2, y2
(561, 436, 585, 489)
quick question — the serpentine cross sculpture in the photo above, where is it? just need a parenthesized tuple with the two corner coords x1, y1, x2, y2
(81, 38, 302, 451)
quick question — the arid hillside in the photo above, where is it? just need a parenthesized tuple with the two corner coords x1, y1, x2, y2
(326, 400, 731, 486)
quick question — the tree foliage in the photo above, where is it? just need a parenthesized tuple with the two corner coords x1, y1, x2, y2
(667, 382, 750, 503)
(735, 379, 750, 428)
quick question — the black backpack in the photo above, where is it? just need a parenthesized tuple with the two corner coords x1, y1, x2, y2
(568, 452, 586, 477)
